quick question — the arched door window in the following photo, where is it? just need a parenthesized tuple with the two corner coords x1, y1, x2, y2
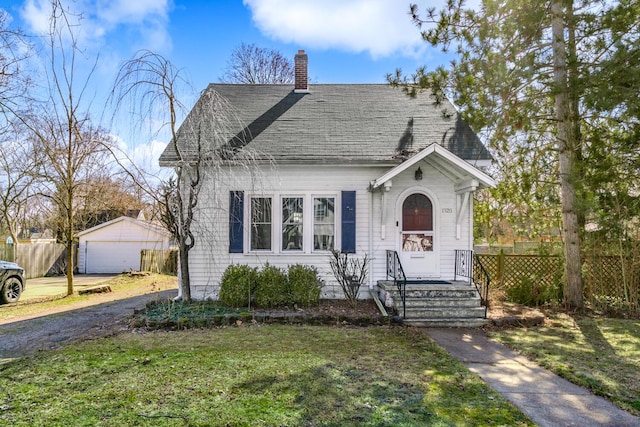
(402, 193, 433, 252)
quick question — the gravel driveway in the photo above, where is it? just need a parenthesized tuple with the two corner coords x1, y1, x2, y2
(0, 289, 177, 360)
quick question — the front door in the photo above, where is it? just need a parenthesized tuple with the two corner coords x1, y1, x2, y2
(399, 193, 438, 278)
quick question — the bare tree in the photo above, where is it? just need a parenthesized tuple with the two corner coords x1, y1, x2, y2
(111, 50, 265, 301)
(221, 43, 294, 84)
(28, 1, 113, 296)
(33, 114, 113, 290)
(0, 10, 38, 244)
(111, 50, 196, 300)
(0, 9, 33, 122)
(0, 121, 39, 245)
(75, 174, 149, 229)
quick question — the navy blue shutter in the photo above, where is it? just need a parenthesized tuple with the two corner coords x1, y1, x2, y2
(341, 191, 356, 253)
(229, 191, 244, 253)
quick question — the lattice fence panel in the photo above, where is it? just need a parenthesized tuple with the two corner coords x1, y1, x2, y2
(475, 252, 639, 314)
(475, 254, 563, 291)
(503, 255, 564, 289)
(474, 254, 499, 285)
(583, 255, 639, 313)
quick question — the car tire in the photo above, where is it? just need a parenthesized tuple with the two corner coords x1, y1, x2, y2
(1, 277, 23, 304)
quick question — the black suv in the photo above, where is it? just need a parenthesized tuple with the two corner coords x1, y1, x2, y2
(0, 261, 26, 304)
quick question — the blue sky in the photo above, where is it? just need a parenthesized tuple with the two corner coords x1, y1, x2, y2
(2, 0, 454, 171)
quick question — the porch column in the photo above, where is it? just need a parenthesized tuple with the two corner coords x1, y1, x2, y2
(455, 179, 479, 240)
(380, 180, 392, 240)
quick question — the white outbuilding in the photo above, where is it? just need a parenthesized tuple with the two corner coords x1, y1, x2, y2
(77, 216, 172, 274)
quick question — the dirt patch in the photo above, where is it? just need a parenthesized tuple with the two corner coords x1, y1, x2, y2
(486, 301, 546, 328)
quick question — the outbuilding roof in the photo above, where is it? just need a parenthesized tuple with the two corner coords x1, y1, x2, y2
(159, 84, 491, 167)
(76, 216, 170, 238)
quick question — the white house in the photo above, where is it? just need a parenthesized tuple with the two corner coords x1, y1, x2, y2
(159, 51, 495, 323)
(77, 216, 173, 274)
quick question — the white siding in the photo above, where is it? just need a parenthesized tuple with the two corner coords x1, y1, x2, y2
(186, 162, 475, 301)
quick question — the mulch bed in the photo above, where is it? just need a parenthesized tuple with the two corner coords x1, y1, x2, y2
(249, 299, 391, 326)
(133, 298, 547, 330)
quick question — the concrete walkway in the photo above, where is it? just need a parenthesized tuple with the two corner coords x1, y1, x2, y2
(426, 328, 640, 427)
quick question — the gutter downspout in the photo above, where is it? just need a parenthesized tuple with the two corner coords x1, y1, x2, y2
(368, 183, 374, 290)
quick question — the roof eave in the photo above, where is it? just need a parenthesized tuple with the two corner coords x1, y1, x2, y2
(370, 143, 495, 190)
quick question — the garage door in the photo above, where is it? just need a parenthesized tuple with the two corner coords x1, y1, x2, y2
(85, 241, 163, 273)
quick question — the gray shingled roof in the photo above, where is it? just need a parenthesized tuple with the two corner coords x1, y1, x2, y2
(158, 84, 491, 166)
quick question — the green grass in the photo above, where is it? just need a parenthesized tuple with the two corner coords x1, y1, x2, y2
(0, 326, 534, 426)
(0, 274, 177, 323)
(490, 313, 640, 415)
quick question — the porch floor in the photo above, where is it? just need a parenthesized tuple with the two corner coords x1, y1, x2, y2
(377, 280, 474, 291)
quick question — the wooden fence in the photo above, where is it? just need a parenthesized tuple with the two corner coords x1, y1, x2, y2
(140, 249, 178, 274)
(1, 244, 176, 278)
(0, 243, 66, 279)
(476, 252, 640, 314)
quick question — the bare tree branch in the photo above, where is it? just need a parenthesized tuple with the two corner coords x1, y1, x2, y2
(221, 43, 294, 84)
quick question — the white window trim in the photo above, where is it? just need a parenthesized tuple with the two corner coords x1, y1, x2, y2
(311, 194, 338, 253)
(248, 194, 274, 253)
(244, 191, 341, 255)
(281, 194, 305, 252)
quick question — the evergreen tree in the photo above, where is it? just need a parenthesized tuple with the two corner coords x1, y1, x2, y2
(392, 0, 640, 308)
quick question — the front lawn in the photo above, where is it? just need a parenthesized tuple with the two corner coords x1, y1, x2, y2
(490, 313, 640, 416)
(0, 326, 534, 426)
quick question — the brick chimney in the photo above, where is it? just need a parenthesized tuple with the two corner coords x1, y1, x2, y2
(294, 49, 309, 92)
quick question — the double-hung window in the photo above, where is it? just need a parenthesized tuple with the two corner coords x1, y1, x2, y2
(282, 197, 303, 251)
(250, 197, 272, 251)
(313, 197, 335, 251)
(240, 191, 351, 254)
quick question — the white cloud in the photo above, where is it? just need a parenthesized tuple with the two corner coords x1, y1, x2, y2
(112, 133, 170, 182)
(20, 0, 51, 34)
(20, 0, 172, 52)
(243, 0, 427, 58)
(96, 0, 169, 25)
(129, 139, 168, 174)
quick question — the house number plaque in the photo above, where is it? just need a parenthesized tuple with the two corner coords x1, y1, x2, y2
(441, 208, 453, 214)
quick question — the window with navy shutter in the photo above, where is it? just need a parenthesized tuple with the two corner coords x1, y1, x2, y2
(229, 191, 244, 253)
(341, 191, 356, 253)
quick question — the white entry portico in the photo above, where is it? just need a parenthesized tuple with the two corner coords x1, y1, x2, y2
(370, 143, 495, 281)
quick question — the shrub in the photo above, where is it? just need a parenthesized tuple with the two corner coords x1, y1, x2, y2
(219, 264, 259, 307)
(254, 264, 289, 308)
(328, 250, 369, 307)
(288, 264, 323, 307)
(506, 274, 562, 306)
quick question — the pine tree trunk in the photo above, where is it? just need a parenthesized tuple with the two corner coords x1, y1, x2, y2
(552, 0, 583, 308)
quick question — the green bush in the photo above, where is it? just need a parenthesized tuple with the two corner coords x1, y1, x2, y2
(506, 274, 562, 306)
(254, 264, 289, 308)
(288, 264, 323, 307)
(219, 264, 259, 307)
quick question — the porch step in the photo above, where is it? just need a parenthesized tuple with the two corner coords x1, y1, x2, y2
(402, 318, 488, 328)
(403, 288, 479, 299)
(377, 280, 487, 328)
(404, 306, 487, 319)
